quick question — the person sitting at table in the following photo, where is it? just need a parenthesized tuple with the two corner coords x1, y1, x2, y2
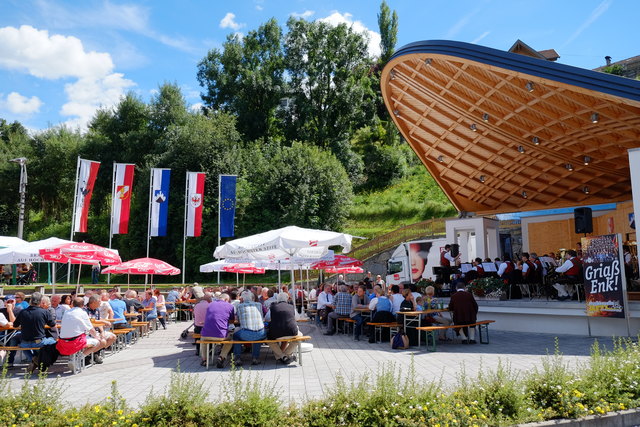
(220, 290, 266, 367)
(98, 291, 115, 322)
(0, 299, 16, 366)
(85, 295, 116, 362)
(109, 292, 129, 328)
(141, 290, 158, 323)
(39, 296, 58, 340)
(12, 292, 56, 371)
(317, 284, 335, 326)
(193, 292, 212, 354)
(200, 293, 235, 367)
(58, 294, 72, 318)
(59, 298, 107, 370)
(423, 285, 452, 340)
(399, 288, 417, 314)
(124, 290, 144, 317)
(350, 285, 370, 341)
(324, 285, 352, 336)
(389, 285, 403, 315)
(264, 292, 301, 365)
(166, 286, 180, 311)
(367, 285, 395, 343)
(13, 292, 29, 311)
(448, 281, 479, 344)
(153, 289, 168, 330)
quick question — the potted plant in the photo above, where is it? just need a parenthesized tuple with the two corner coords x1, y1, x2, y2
(467, 277, 508, 299)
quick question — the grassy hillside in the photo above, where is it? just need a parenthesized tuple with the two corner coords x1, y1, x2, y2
(345, 165, 456, 239)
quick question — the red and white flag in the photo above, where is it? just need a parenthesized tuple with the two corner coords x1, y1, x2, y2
(185, 172, 205, 237)
(73, 158, 100, 233)
(111, 163, 135, 234)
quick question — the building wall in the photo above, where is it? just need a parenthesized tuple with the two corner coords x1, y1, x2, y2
(525, 201, 635, 255)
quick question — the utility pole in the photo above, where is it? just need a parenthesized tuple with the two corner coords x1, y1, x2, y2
(9, 157, 27, 239)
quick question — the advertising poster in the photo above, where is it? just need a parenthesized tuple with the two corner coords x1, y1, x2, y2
(581, 234, 627, 318)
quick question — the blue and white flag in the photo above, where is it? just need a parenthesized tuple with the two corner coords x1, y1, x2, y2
(219, 175, 237, 238)
(150, 168, 171, 237)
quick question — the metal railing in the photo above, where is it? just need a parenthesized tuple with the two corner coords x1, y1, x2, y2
(350, 217, 449, 261)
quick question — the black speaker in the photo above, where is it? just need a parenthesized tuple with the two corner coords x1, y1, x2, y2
(574, 207, 593, 234)
(450, 243, 460, 257)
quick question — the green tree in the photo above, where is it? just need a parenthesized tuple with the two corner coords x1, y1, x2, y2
(0, 119, 32, 235)
(602, 64, 624, 76)
(239, 141, 353, 235)
(197, 18, 286, 142)
(283, 17, 375, 149)
(378, 0, 399, 64)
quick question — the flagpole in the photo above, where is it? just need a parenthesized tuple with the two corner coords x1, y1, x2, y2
(217, 174, 221, 285)
(182, 171, 189, 285)
(108, 162, 116, 285)
(146, 168, 153, 285)
(68, 156, 81, 284)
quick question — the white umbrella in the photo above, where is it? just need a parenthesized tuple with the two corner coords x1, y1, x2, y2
(0, 237, 71, 264)
(0, 236, 27, 249)
(213, 226, 353, 260)
(214, 226, 354, 307)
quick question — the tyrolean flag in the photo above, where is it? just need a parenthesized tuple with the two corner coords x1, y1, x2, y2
(186, 172, 205, 237)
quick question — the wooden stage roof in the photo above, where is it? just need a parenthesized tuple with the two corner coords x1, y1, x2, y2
(381, 40, 640, 215)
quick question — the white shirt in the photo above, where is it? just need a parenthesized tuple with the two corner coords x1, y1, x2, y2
(555, 258, 575, 274)
(59, 307, 93, 339)
(0, 312, 8, 327)
(309, 289, 317, 300)
(497, 262, 512, 277)
(444, 252, 456, 263)
(368, 296, 380, 310)
(317, 291, 334, 310)
(522, 262, 530, 274)
(391, 293, 403, 314)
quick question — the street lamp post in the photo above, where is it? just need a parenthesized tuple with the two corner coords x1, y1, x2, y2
(9, 157, 28, 239)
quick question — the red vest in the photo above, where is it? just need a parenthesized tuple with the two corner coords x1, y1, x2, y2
(523, 260, 535, 277)
(440, 251, 450, 267)
(475, 265, 484, 277)
(503, 261, 514, 274)
(566, 258, 582, 276)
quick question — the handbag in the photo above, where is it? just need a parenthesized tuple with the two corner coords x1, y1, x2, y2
(391, 328, 409, 349)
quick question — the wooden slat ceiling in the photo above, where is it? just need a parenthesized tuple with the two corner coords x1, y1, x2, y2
(381, 41, 640, 215)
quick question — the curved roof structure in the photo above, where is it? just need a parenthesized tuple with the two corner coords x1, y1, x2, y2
(381, 40, 640, 215)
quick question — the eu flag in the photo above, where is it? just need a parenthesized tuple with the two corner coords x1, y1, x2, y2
(219, 175, 237, 238)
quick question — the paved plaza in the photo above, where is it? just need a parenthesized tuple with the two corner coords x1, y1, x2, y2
(5, 320, 616, 407)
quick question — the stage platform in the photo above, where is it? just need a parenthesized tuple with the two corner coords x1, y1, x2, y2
(474, 299, 640, 338)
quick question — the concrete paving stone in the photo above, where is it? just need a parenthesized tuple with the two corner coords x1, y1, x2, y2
(4, 321, 619, 408)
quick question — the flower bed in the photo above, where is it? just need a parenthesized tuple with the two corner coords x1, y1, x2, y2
(2, 338, 640, 426)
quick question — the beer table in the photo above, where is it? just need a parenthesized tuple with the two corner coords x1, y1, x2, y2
(396, 309, 449, 347)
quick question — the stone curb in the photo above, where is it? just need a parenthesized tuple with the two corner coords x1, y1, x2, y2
(517, 408, 640, 427)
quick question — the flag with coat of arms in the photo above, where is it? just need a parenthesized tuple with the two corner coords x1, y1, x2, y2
(185, 172, 205, 237)
(111, 163, 135, 234)
(73, 158, 100, 233)
(150, 168, 171, 237)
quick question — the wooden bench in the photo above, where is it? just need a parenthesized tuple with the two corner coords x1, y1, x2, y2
(367, 322, 401, 343)
(0, 346, 41, 365)
(111, 328, 136, 350)
(416, 320, 496, 352)
(196, 335, 312, 369)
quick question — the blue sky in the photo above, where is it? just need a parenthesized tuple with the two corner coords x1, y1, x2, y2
(0, 0, 636, 131)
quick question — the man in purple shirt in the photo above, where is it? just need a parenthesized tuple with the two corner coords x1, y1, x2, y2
(200, 293, 235, 367)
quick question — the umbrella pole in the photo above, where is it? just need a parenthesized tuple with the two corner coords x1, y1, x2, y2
(243, 273, 245, 286)
(151, 274, 153, 290)
(236, 272, 239, 287)
(76, 263, 82, 294)
(52, 264, 56, 295)
(277, 261, 281, 289)
(128, 274, 130, 290)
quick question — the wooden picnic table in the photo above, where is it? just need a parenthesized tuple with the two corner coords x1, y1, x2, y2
(396, 309, 450, 347)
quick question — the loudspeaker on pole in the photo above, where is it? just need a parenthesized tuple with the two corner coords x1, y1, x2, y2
(574, 207, 593, 234)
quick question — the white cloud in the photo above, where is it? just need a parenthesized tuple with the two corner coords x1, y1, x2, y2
(220, 12, 244, 31)
(0, 25, 135, 129)
(562, 0, 612, 48)
(2, 92, 43, 114)
(256, 5, 263, 11)
(445, 7, 481, 39)
(318, 12, 381, 58)
(190, 102, 203, 113)
(35, 0, 196, 54)
(291, 10, 315, 19)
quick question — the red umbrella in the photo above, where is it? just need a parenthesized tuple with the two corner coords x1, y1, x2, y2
(39, 242, 121, 265)
(101, 257, 180, 275)
(40, 242, 122, 291)
(222, 265, 266, 274)
(325, 266, 364, 274)
(101, 257, 180, 289)
(311, 254, 362, 270)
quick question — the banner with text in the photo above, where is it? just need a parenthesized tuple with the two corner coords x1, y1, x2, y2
(582, 233, 626, 318)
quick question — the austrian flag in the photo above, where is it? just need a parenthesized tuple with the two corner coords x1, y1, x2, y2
(186, 172, 205, 237)
(111, 163, 135, 234)
(73, 158, 100, 233)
